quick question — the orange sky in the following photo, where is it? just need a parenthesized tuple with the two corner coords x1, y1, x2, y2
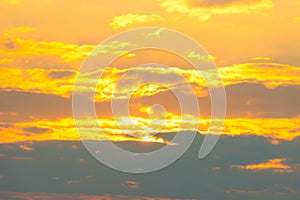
(0, 0, 300, 144)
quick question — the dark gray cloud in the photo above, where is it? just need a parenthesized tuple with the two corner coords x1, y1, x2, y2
(0, 134, 300, 200)
(226, 83, 300, 118)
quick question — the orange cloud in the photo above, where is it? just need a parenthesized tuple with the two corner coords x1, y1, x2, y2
(231, 158, 295, 173)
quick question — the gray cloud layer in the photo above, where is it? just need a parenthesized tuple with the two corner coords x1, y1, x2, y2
(0, 134, 299, 200)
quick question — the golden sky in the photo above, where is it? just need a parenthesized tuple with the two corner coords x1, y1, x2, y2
(0, 0, 300, 144)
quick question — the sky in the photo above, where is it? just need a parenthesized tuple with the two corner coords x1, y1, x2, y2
(0, 0, 300, 199)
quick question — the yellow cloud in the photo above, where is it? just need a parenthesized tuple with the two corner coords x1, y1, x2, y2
(220, 118, 300, 141)
(1, 28, 134, 63)
(251, 57, 271, 61)
(185, 49, 216, 63)
(231, 158, 294, 173)
(1, 115, 300, 144)
(160, 0, 274, 21)
(0, 67, 75, 98)
(1, 28, 299, 102)
(2, 26, 36, 38)
(109, 14, 163, 29)
(219, 63, 300, 89)
(0, 58, 14, 64)
(1, 61, 300, 101)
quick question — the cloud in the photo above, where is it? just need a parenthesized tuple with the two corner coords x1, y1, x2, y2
(19, 144, 34, 151)
(1, 115, 300, 144)
(4, 41, 14, 49)
(188, 0, 263, 7)
(225, 83, 300, 118)
(1, 81, 299, 125)
(0, 27, 94, 63)
(219, 62, 300, 89)
(23, 127, 51, 134)
(64, 175, 93, 186)
(10, 156, 35, 161)
(160, 0, 274, 21)
(0, 67, 75, 98)
(0, 122, 11, 128)
(0, 57, 14, 64)
(0, 91, 72, 122)
(1, 137, 300, 199)
(1, 27, 299, 101)
(0, 191, 188, 200)
(231, 158, 295, 173)
(211, 167, 221, 171)
(122, 181, 140, 189)
(185, 50, 216, 62)
(109, 14, 163, 29)
(48, 70, 76, 79)
(0, 175, 9, 180)
(226, 188, 268, 195)
(221, 118, 300, 141)
(2, 61, 298, 101)
(251, 57, 271, 61)
(0, 27, 135, 64)
(71, 144, 79, 150)
(226, 185, 300, 197)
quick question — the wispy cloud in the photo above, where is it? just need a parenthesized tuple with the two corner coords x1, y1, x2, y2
(19, 144, 34, 151)
(0, 27, 134, 63)
(159, 0, 274, 21)
(0, 191, 190, 200)
(251, 57, 272, 61)
(122, 181, 140, 189)
(109, 14, 163, 29)
(231, 158, 295, 173)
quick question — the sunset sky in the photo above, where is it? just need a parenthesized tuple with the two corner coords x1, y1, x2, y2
(1, 0, 300, 199)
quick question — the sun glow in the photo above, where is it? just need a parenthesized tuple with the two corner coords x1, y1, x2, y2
(141, 136, 165, 144)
